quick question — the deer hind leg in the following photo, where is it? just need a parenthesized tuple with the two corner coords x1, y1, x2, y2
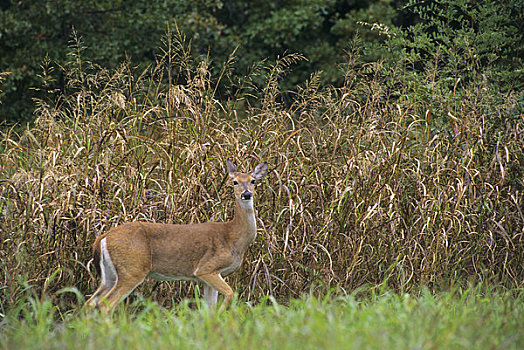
(197, 273, 234, 312)
(99, 273, 147, 311)
(86, 283, 111, 307)
(87, 236, 148, 312)
(86, 237, 118, 307)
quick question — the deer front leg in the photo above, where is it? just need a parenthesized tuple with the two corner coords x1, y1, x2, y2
(197, 273, 234, 312)
(203, 284, 218, 308)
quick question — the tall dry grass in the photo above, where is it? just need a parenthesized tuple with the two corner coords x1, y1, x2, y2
(1, 34, 523, 311)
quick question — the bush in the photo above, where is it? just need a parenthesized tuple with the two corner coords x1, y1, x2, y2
(390, 0, 524, 91)
(0, 0, 403, 124)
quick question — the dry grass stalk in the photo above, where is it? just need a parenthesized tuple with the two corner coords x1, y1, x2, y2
(1, 35, 522, 311)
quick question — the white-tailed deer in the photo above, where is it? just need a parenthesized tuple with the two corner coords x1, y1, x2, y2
(86, 159, 268, 311)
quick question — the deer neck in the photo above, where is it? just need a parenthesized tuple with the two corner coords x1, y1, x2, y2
(229, 198, 257, 251)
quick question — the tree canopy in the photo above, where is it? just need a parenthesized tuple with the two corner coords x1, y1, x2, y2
(0, 0, 522, 124)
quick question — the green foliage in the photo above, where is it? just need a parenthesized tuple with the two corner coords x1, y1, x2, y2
(1, 288, 523, 349)
(1, 0, 522, 125)
(210, 0, 403, 86)
(0, 0, 221, 123)
(0, 0, 403, 124)
(393, 0, 524, 91)
(332, 0, 399, 62)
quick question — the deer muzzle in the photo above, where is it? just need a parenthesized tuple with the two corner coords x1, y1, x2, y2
(241, 191, 252, 200)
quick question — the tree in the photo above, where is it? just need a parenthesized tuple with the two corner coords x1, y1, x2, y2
(1, 0, 403, 125)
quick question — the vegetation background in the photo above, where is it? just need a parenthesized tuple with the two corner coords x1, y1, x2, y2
(2, 0, 522, 125)
(1, 0, 523, 319)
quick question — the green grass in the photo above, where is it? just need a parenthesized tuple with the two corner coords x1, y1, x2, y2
(1, 288, 523, 350)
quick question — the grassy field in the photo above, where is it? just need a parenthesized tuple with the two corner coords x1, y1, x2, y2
(1, 287, 522, 350)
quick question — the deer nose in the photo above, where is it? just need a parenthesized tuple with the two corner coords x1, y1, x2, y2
(241, 191, 252, 200)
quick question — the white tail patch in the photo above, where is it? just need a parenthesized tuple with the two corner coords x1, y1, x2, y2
(100, 237, 118, 287)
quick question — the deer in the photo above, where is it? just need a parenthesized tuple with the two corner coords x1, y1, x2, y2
(85, 159, 268, 312)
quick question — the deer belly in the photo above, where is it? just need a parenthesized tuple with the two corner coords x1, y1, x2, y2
(147, 271, 198, 282)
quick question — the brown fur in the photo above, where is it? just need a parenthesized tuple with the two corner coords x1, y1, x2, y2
(85, 160, 268, 312)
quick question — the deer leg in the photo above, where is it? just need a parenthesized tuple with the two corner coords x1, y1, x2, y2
(86, 283, 111, 307)
(197, 273, 234, 311)
(203, 284, 218, 307)
(86, 237, 118, 308)
(99, 273, 146, 312)
(95, 239, 148, 311)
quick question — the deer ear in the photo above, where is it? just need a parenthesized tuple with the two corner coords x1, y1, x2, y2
(251, 161, 268, 180)
(226, 159, 237, 178)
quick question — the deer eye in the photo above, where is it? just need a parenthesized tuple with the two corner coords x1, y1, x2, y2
(233, 180, 239, 185)
(250, 179, 256, 185)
